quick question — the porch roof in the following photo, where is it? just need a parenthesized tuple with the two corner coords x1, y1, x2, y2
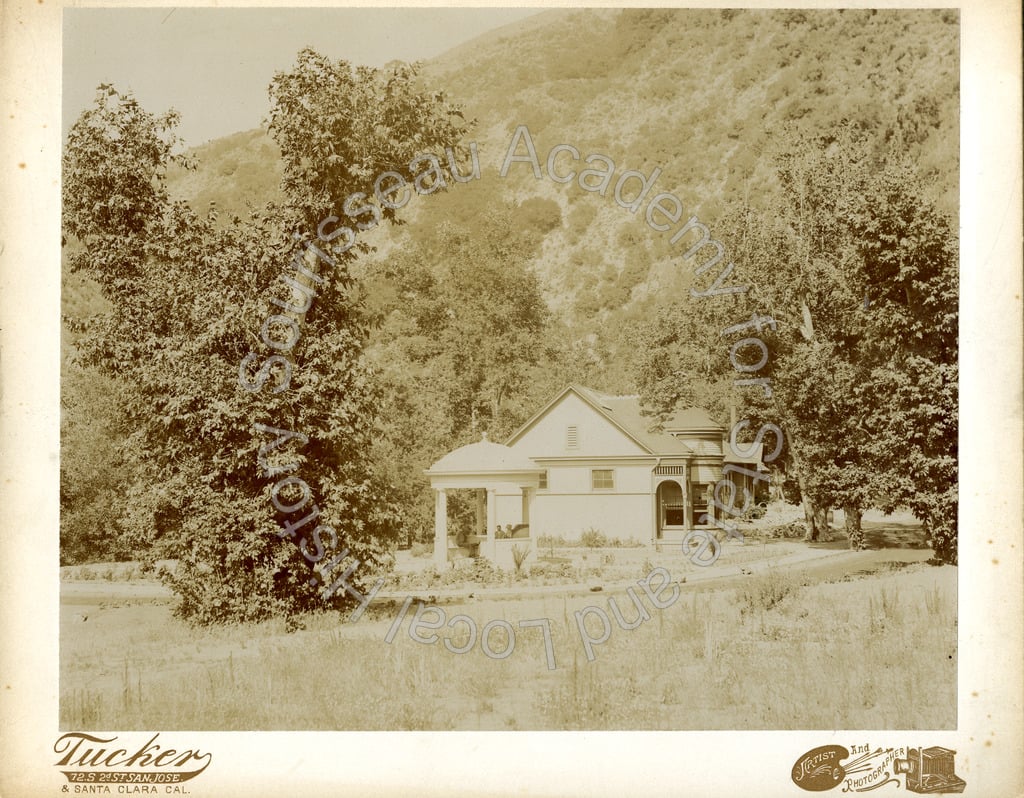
(725, 440, 767, 468)
(426, 433, 542, 476)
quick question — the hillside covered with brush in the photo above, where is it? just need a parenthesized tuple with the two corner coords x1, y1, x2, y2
(162, 7, 957, 377)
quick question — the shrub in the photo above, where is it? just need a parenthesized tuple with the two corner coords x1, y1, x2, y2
(528, 562, 549, 578)
(555, 562, 577, 580)
(515, 197, 562, 234)
(511, 544, 530, 576)
(439, 567, 464, 587)
(470, 558, 505, 586)
(580, 527, 608, 548)
(923, 581, 945, 618)
(738, 569, 803, 615)
(764, 521, 807, 539)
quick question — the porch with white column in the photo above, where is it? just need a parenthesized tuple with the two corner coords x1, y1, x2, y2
(484, 488, 497, 561)
(425, 433, 542, 569)
(433, 488, 448, 569)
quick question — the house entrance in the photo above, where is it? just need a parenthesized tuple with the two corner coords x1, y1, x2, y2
(656, 479, 687, 538)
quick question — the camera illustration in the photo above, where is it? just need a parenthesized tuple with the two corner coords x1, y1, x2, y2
(894, 747, 966, 793)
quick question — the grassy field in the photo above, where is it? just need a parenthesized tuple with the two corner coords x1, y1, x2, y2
(61, 535, 956, 730)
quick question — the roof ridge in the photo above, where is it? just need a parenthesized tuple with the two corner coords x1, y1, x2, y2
(573, 384, 640, 400)
(507, 384, 702, 457)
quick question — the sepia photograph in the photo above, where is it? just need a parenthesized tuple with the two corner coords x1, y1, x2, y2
(2, 2, 1021, 796)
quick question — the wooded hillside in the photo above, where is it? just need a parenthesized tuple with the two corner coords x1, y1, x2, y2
(156, 8, 957, 387)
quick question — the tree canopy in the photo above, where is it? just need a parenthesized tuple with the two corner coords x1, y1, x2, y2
(61, 52, 471, 623)
(633, 129, 958, 561)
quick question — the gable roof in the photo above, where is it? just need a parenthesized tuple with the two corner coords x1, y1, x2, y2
(505, 384, 696, 457)
(725, 439, 766, 468)
(574, 386, 695, 456)
(663, 406, 724, 433)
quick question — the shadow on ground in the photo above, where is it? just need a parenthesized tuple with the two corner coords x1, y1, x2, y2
(806, 520, 929, 551)
(862, 522, 930, 549)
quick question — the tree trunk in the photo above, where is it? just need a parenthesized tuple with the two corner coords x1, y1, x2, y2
(796, 468, 829, 541)
(801, 493, 815, 540)
(814, 505, 830, 541)
(844, 505, 865, 550)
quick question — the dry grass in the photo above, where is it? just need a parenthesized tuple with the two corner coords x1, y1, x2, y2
(60, 563, 956, 730)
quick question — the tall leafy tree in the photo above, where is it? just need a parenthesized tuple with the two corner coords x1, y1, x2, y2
(847, 164, 958, 562)
(722, 132, 882, 544)
(62, 51, 470, 623)
(634, 127, 958, 560)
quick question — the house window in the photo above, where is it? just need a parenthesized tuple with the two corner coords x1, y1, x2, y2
(538, 470, 548, 490)
(566, 425, 579, 449)
(666, 505, 687, 526)
(591, 469, 614, 490)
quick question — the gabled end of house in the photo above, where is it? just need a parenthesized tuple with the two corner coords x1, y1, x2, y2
(426, 384, 768, 569)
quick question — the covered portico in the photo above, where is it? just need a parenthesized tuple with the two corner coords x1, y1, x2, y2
(425, 434, 543, 570)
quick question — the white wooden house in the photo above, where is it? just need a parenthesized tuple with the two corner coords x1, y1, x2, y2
(426, 384, 766, 569)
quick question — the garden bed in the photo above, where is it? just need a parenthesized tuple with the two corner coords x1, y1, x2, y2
(385, 536, 807, 594)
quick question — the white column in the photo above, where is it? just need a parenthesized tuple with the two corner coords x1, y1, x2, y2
(522, 487, 535, 560)
(651, 472, 659, 546)
(485, 488, 496, 561)
(434, 488, 448, 569)
(707, 476, 716, 523)
(475, 488, 485, 536)
(683, 462, 692, 531)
